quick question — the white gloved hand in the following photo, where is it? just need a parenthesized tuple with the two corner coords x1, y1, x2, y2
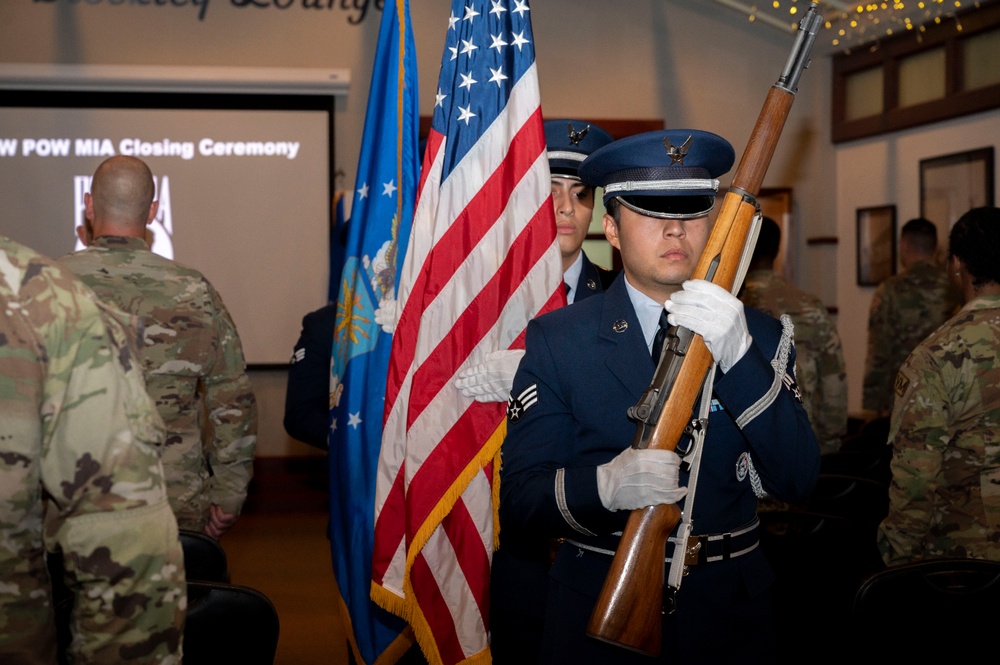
(664, 279, 752, 373)
(373, 297, 399, 334)
(454, 349, 525, 403)
(596, 447, 688, 512)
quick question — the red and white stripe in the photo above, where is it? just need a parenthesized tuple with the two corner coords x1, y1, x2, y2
(371, 63, 563, 665)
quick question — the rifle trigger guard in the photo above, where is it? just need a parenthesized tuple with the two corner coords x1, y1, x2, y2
(676, 417, 707, 461)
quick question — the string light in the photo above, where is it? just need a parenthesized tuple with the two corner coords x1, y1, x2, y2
(711, 0, 990, 53)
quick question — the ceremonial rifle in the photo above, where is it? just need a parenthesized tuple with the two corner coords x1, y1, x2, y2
(584, 4, 823, 656)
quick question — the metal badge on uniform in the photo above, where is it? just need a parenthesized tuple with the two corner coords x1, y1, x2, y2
(567, 123, 590, 145)
(612, 319, 628, 333)
(507, 383, 538, 423)
(735, 451, 751, 482)
(664, 135, 693, 165)
(586, 278, 597, 291)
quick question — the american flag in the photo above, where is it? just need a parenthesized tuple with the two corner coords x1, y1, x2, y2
(370, 1, 563, 663)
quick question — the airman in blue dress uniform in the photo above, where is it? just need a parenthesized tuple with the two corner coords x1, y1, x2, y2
(498, 129, 820, 663)
(545, 119, 617, 303)
(488, 118, 617, 664)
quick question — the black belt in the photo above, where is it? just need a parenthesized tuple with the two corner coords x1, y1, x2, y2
(683, 517, 760, 565)
(564, 516, 760, 566)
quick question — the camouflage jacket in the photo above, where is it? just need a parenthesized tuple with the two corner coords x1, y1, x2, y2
(59, 236, 257, 530)
(877, 294, 1000, 565)
(862, 260, 961, 414)
(0, 235, 185, 664)
(741, 269, 847, 452)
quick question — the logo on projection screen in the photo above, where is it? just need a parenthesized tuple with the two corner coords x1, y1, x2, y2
(73, 174, 175, 259)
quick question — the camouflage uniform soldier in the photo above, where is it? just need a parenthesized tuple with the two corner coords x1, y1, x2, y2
(1, 235, 185, 664)
(60, 155, 258, 538)
(862, 218, 961, 416)
(741, 217, 847, 453)
(878, 207, 1000, 565)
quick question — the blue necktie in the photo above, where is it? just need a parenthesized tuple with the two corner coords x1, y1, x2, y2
(651, 310, 670, 361)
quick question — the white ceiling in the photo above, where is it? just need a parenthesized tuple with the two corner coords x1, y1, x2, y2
(712, 0, 998, 55)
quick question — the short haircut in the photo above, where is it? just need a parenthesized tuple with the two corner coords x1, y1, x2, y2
(901, 217, 938, 255)
(91, 156, 156, 227)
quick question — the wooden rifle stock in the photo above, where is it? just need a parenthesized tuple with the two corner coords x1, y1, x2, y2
(585, 4, 822, 656)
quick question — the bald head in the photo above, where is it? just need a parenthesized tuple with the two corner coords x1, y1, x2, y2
(86, 156, 158, 238)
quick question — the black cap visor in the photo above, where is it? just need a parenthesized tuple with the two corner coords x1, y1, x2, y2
(617, 194, 715, 220)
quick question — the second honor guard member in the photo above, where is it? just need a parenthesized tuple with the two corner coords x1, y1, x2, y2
(454, 119, 617, 407)
(547, 118, 618, 303)
(498, 130, 820, 663)
(488, 119, 616, 663)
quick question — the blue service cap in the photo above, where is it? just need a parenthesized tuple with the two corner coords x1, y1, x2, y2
(544, 119, 613, 179)
(579, 129, 735, 219)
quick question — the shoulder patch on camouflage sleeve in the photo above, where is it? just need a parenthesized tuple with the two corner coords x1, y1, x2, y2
(894, 371, 909, 397)
(507, 383, 538, 423)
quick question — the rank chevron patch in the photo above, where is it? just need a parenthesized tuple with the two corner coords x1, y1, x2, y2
(507, 383, 538, 423)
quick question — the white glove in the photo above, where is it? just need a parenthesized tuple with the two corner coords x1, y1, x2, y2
(373, 297, 399, 334)
(454, 349, 525, 403)
(596, 447, 688, 512)
(664, 279, 752, 373)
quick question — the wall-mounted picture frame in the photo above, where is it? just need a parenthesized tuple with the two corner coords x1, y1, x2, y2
(856, 205, 896, 286)
(920, 147, 995, 231)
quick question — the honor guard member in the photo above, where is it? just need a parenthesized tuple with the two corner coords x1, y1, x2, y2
(453, 119, 617, 405)
(284, 303, 337, 450)
(483, 119, 617, 663)
(547, 118, 618, 304)
(498, 130, 820, 663)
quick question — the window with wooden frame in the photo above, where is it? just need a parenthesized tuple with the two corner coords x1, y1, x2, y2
(832, 2, 1000, 144)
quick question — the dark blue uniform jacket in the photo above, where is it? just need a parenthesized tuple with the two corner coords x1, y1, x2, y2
(283, 303, 336, 449)
(572, 251, 618, 302)
(498, 275, 820, 658)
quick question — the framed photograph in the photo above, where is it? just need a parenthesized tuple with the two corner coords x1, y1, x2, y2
(856, 205, 896, 286)
(920, 147, 995, 231)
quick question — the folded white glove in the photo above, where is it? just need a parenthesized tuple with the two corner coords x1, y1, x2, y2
(596, 447, 688, 512)
(454, 349, 525, 403)
(373, 297, 399, 334)
(664, 279, 752, 373)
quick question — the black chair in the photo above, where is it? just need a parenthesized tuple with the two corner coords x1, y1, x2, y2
(819, 449, 891, 486)
(179, 529, 230, 583)
(859, 414, 891, 441)
(852, 558, 1000, 658)
(801, 473, 890, 526)
(759, 510, 885, 665)
(184, 581, 280, 665)
(839, 422, 891, 454)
